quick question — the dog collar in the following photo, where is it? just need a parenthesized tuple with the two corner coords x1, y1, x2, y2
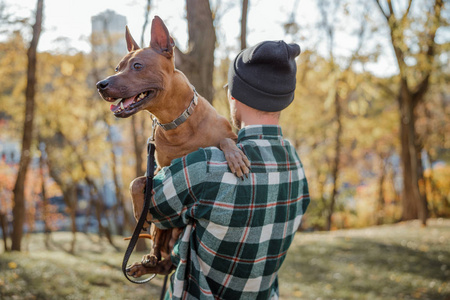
(156, 89, 199, 131)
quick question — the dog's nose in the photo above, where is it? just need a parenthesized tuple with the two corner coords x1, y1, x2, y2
(96, 80, 109, 90)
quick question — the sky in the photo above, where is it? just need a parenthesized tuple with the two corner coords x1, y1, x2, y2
(1, 0, 403, 76)
(4, 0, 314, 53)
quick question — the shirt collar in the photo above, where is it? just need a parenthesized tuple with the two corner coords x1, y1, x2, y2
(237, 125, 283, 143)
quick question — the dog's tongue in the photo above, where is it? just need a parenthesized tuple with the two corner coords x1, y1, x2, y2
(110, 96, 135, 112)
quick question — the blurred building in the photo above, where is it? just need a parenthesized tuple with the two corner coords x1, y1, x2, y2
(91, 10, 128, 213)
(91, 10, 127, 56)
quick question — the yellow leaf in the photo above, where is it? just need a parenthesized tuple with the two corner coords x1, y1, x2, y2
(8, 262, 17, 269)
(419, 245, 429, 252)
(294, 290, 303, 297)
(61, 61, 75, 76)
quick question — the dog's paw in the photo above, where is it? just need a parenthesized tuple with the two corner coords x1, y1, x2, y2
(126, 259, 175, 277)
(126, 262, 153, 278)
(141, 253, 159, 267)
(220, 138, 251, 180)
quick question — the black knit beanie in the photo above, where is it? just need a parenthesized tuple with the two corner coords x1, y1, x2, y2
(228, 40, 301, 112)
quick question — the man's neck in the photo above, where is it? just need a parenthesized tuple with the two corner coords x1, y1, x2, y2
(235, 98, 280, 128)
(240, 117, 279, 128)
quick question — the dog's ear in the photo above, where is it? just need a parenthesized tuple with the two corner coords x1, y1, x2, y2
(125, 26, 140, 52)
(150, 16, 175, 58)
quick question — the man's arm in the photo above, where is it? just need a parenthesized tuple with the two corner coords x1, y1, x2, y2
(149, 149, 207, 229)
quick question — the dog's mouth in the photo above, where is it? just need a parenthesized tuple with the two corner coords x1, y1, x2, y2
(105, 90, 155, 117)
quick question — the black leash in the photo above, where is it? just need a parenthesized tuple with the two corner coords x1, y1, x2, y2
(160, 273, 169, 300)
(122, 140, 157, 284)
(122, 118, 169, 300)
(121, 123, 170, 298)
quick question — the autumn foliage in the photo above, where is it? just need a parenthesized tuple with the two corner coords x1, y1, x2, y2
(0, 0, 449, 253)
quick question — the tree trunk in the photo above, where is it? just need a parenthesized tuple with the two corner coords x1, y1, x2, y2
(84, 175, 116, 249)
(140, 0, 152, 48)
(130, 115, 148, 252)
(69, 185, 77, 254)
(240, 0, 249, 50)
(317, 171, 327, 231)
(107, 126, 126, 236)
(131, 116, 145, 177)
(61, 184, 78, 254)
(133, 3, 152, 252)
(175, 0, 216, 102)
(46, 151, 79, 252)
(39, 143, 52, 248)
(0, 212, 8, 252)
(376, 155, 388, 225)
(11, 0, 43, 251)
(326, 91, 342, 231)
(374, 0, 444, 227)
(417, 149, 428, 224)
(398, 82, 427, 225)
(424, 149, 447, 217)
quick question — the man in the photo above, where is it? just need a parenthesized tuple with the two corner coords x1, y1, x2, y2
(149, 40, 310, 299)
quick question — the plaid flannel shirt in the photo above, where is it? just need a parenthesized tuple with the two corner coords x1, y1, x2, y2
(149, 125, 310, 300)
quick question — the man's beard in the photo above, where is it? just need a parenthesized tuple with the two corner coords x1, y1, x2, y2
(231, 115, 241, 130)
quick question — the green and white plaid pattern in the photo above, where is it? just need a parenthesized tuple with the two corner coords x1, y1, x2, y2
(149, 125, 310, 300)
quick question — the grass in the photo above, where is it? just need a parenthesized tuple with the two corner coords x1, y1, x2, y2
(279, 219, 450, 300)
(1, 219, 449, 300)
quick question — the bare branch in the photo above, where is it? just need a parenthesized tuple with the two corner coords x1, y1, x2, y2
(411, 0, 444, 103)
(140, 0, 152, 48)
(344, 11, 367, 71)
(318, 0, 335, 62)
(374, 0, 390, 20)
(240, 0, 249, 50)
(387, 0, 395, 18)
(401, 0, 413, 22)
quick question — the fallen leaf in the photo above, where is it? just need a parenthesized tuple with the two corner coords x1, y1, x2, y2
(294, 290, 303, 297)
(8, 262, 17, 269)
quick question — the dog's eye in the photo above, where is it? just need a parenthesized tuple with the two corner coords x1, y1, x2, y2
(133, 63, 143, 70)
(115, 66, 119, 72)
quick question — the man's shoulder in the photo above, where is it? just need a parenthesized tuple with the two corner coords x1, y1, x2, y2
(169, 146, 225, 168)
(157, 147, 227, 184)
(189, 146, 226, 162)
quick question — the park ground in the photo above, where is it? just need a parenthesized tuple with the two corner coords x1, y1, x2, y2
(1, 219, 449, 300)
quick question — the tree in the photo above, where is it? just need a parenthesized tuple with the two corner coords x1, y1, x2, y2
(90, 13, 134, 236)
(318, 0, 369, 230)
(33, 48, 118, 251)
(281, 0, 387, 230)
(131, 0, 153, 181)
(417, 66, 450, 218)
(38, 141, 52, 248)
(240, 0, 249, 50)
(374, 0, 445, 225)
(11, 0, 43, 251)
(175, 0, 216, 102)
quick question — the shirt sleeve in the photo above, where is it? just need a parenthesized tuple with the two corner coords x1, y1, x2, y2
(148, 149, 207, 229)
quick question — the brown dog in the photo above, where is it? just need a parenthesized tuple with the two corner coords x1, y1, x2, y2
(97, 16, 249, 277)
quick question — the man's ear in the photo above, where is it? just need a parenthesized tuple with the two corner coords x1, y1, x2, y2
(150, 16, 175, 58)
(125, 26, 140, 52)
